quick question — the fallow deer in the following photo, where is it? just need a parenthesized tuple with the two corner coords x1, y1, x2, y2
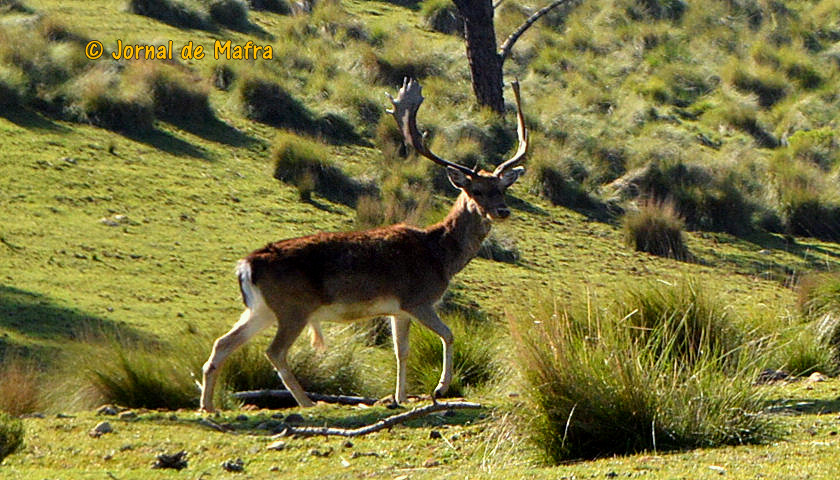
(200, 78, 528, 411)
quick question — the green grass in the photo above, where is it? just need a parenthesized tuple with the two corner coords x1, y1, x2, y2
(2, 0, 840, 476)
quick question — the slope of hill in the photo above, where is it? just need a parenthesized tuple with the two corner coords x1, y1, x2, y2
(2, 0, 840, 477)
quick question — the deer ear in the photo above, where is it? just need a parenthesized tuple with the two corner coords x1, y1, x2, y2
(499, 166, 525, 188)
(447, 167, 472, 190)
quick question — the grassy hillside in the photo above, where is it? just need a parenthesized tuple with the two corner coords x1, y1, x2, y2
(2, 0, 840, 477)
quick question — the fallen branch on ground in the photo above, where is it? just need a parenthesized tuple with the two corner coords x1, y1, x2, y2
(274, 401, 484, 438)
(233, 390, 378, 406)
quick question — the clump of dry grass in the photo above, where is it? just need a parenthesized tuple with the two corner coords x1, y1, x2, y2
(622, 200, 690, 260)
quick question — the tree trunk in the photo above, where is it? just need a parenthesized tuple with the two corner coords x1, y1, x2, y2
(453, 0, 505, 113)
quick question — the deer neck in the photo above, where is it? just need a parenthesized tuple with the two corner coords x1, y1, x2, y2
(433, 191, 492, 278)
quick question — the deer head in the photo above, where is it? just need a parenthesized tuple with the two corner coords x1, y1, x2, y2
(386, 78, 528, 220)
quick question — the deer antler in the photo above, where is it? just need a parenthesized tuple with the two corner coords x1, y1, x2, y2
(493, 79, 528, 176)
(386, 78, 475, 176)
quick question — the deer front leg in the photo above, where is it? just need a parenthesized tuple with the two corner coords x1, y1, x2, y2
(201, 305, 275, 412)
(406, 304, 453, 400)
(390, 315, 411, 403)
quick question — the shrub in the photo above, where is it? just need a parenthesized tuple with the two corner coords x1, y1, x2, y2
(408, 313, 501, 398)
(0, 356, 42, 416)
(0, 412, 24, 465)
(510, 288, 774, 462)
(127, 0, 211, 30)
(208, 0, 250, 30)
(622, 200, 689, 260)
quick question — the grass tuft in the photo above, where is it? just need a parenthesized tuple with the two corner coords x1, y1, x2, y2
(248, 0, 290, 14)
(622, 200, 689, 261)
(273, 131, 373, 205)
(0, 356, 43, 416)
(510, 286, 775, 462)
(408, 313, 501, 398)
(208, 0, 250, 30)
(0, 412, 24, 465)
(127, 0, 212, 30)
(86, 342, 198, 410)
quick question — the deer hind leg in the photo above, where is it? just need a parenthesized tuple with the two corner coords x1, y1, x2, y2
(201, 303, 275, 412)
(391, 315, 411, 403)
(406, 304, 453, 400)
(265, 315, 315, 408)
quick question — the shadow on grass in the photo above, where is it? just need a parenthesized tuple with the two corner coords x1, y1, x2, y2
(163, 117, 259, 148)
(0, 285, 149, 347)
(185, 402, 484, 433)
(766, 397, 840, 416)
(0, 106, 71, 132)
(127, 128, 210, 159)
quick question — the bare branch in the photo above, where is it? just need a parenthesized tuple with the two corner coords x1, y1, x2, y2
(272, 401, 483, 438)
(499, 0, 573, 61)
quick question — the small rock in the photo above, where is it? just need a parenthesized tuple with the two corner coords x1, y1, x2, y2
(443, 409, 457, 417)
(429, 430, 442, 439)
(235, 414, 249, 422)
(808, 372, 827, 383)
(269, 466, 280, 472)
(97, 405, 118, 416)
(284, 413, 305, 425)
(450, 433, 460, 441)
(708, 465, 726, 475)
(271, 413, 285, 419)
(758, 249, 772, 255)
(221, 458, 245, 472)
(152, 451, 188, 470)
(343, 440, 354, 449)
(56, 413, 75, 419)
(423, 458, 440, 468)
(605, 472, 618, 478)
(90, 421, 113, 438)
(266, 440, 286, 451)
(119, 411, 138, 420)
